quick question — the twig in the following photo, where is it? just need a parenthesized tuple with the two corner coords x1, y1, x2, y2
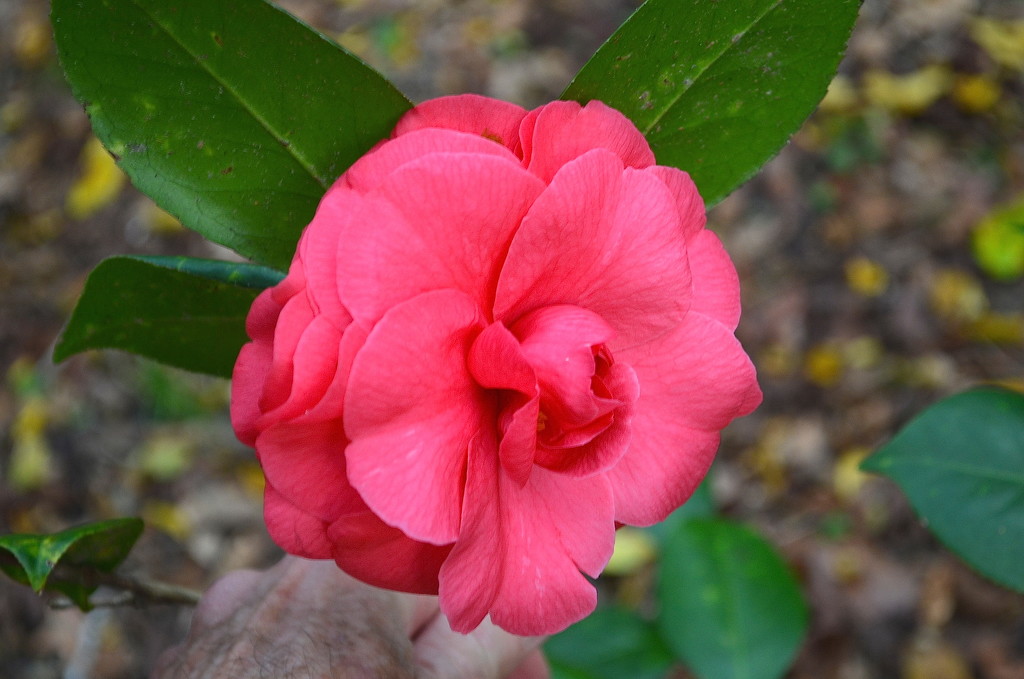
(47, 567, 202, 610)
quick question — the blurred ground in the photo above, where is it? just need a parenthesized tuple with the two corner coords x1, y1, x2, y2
(2, 0, 1024, 677)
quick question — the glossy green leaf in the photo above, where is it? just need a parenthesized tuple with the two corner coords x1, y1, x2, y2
(0, 518, 143, 610)
(563, 0, 859, 206)
(52, 0, 411, 269)
(658, 519, 808, 679)
(546, 606, 675, 679)
(54, 256, 267, 377)
(862, 387, 1024, 592)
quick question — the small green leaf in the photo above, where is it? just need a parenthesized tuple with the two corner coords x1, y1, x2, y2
(546, 606, 675, 679)
(862, 387, 1024, 593)
(52, 0, 411, 269)
(54, 256, 267, 377)
(564, 0, 859, 206)
(0, 518, 143, 610)
(658, 518, 808, 679)
(971, 198, 1024, 281)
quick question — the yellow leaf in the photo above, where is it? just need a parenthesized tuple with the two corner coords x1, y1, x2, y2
(929, 269, 987, 324)
(845, 256, 889, 297)
(964, 312, 1024, 345)
(863, 66, 952, 114)
(970, 18, 1024, 71)
(13, 11, 52, 68)
(819, 74, 859, 113)
(9, 397, 54, 491)
(604, 528, 657, 576)
(66, 136, 125, 219)
(138, 433, 193, 482)
(971, 198, 1024, 281)
(952, 74, 1001, 113)
(142, 501, 191, 541)
(804, 343, 844, 387)
(834, 447, 870, 502)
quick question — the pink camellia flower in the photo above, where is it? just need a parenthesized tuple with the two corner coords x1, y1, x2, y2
(231, 94, 762, 636)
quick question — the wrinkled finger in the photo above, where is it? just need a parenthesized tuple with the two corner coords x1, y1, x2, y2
(148, 642, 183, 679)
(413, 614, 545, 679)
(185, 568, 264, 635)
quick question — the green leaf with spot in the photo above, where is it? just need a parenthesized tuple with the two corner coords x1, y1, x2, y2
(54, 256, 276, 377)
(862, 387, 1024, 593)
(0, 519, 143, 611)
(658, 518, 808, 679)
(563, 0, 859, 206)
(52, 0, 411, 269)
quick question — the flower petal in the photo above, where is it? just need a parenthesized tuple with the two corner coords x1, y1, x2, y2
(468, 321, 539, 486)
(337, 153, 545, 326)
(263, 482, 333, 559)
(231, 341, 272, 446)
(256, 419, 355, 522)
(440, 434, 614, 636)
(495, 150, 691, 348)
(610, 312, 762, 524)
(644, 165, 706, 242)
(520, 100, 655, 184)
(256, 314, 343, 425)
(393, 94, 528, 155)
(686, 229, 742, 331)
(327, 510, 452, 595)
(342, 128, 522, 194)
(344, 290, 489, 544)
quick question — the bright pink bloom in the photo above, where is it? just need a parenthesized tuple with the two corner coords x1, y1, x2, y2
(231, 95, 761, 636)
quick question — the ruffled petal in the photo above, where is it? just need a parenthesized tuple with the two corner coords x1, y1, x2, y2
(256, 419, 355, 522)
(686, 230, 742, 331)
(344, 290, 489, 545)
(327, 510, 452, 595)
(393, 94, 528, 155)
(439, 434, 614, 636)
(610, 312, 762, 524)
(342, 128, 522, 193)
(263, 482, 333, 559)
(337, 153, 545, 326)
(231, 341, 272, 446)
(258, 291, 315, 414)
(511, 305, 616, 427)
(495, 149, 691, 348)
(467, 321, 539, 486)
(644, 165, 706, 242)
(520, 100, 655, 183)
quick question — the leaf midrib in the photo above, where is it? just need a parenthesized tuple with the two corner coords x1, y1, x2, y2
(641, 0, 785, 136)
(128, 0, 330, 190)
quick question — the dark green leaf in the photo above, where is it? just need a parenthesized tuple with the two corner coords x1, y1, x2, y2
(133, 256, 285, 290)
(54, 256, 263, 377)
(563, 0, 859, 206)
(862, 387, 1024, 592)
(52, 0, 411, 269)
(546, 606, 675, 679)
(658, 519, 808, 679)
(0, 518, 143, 611)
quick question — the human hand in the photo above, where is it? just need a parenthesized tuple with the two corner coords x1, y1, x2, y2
(151, 556, 549, 678)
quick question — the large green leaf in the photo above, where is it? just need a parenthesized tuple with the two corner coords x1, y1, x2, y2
(563, 0, 859, 206)
(658, 519, 808, 679)
(52, 0, 411, 269)
(54, 256, 277, 377)
(546, 606, 675, 679)
(0, 518, 143, 610)
(862, 387, 1024, 593)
